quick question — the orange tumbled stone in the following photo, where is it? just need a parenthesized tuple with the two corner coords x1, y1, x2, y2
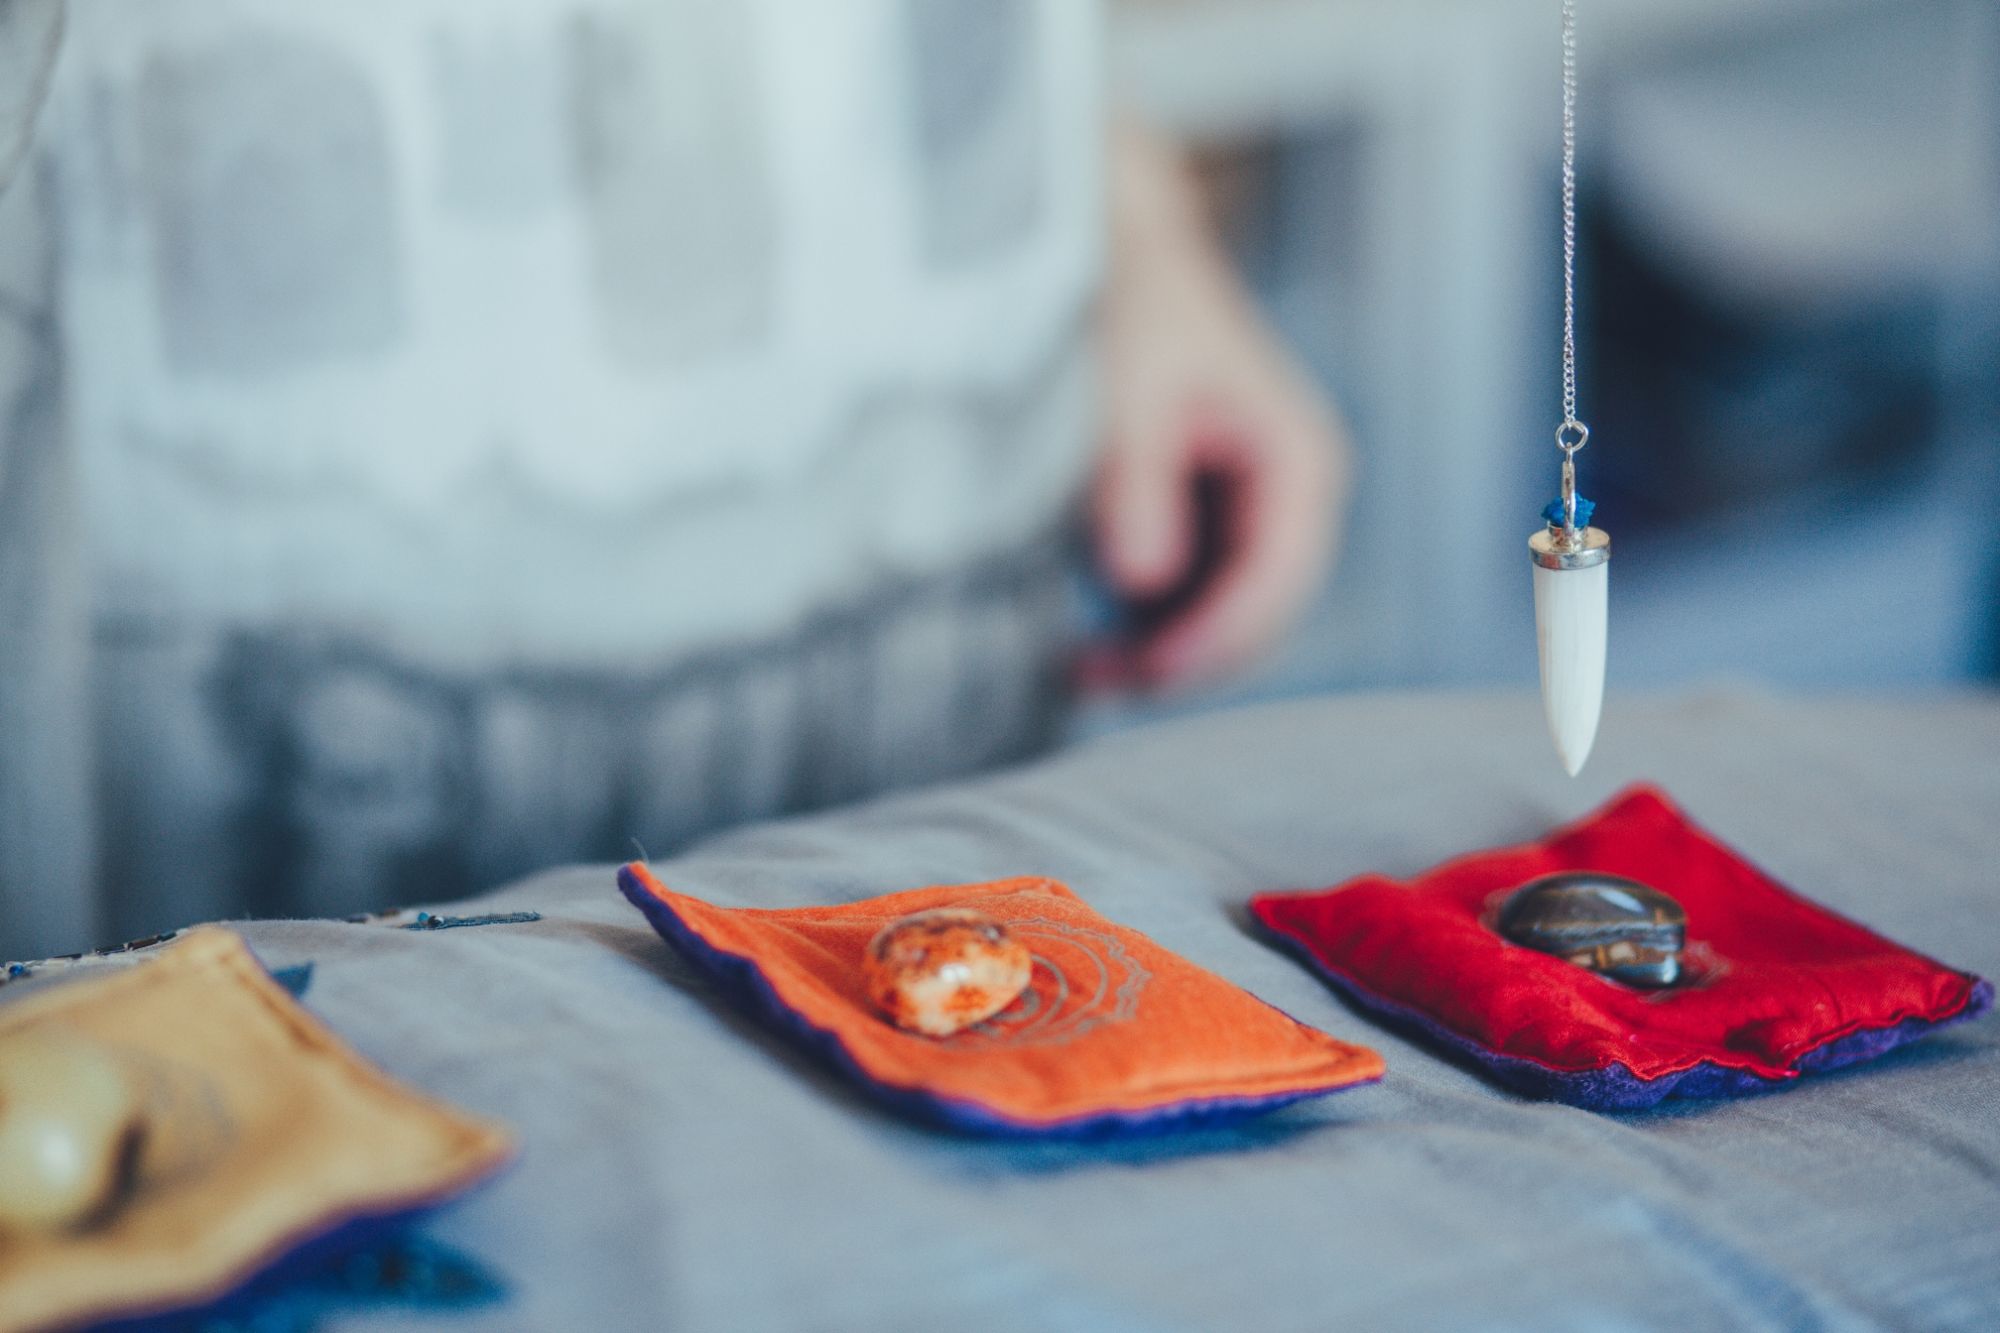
(863, 909, 1033, 1037)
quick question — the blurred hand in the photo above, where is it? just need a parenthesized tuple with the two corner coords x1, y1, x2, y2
(1087, 120, 1351, 693)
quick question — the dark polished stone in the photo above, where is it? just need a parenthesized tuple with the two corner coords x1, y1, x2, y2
(1497, 873, 1687, 988)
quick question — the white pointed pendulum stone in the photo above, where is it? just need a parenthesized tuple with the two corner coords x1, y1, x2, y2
(1530, 511, 1609, 777)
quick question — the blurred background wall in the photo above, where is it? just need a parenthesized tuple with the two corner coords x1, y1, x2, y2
(5, 0, 1995, 956)
(1089, 0, 2000, 732)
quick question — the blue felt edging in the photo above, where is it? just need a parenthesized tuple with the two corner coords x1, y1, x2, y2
(1256, 923, 1993, 1112)
(89, 1201, 503, 1332)
(617, 867, 1376, 1138)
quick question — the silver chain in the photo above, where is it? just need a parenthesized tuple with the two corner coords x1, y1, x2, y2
(1555, 0, 1588, 529)
(1559, 0, 1580, 439)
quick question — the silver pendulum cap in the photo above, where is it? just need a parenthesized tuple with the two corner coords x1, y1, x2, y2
(1529, 470, 1609, 776)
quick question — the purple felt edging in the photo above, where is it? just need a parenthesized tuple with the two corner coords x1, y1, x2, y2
(617, 867, 1376, 1138)
(1256, 923, 1994, 1112)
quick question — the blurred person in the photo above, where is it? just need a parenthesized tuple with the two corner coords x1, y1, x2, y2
(0, 0, 1345, 956)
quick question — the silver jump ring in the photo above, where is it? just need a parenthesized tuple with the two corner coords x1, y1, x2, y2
(1555, 420, 1589, 454)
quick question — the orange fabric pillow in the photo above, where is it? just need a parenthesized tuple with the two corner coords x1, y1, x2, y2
(619, 865, 1383, 1135)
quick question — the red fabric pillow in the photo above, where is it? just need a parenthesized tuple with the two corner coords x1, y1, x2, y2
(1251, 786, 1991, 1110)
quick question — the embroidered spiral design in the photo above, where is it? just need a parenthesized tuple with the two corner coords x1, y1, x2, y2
(958, 916, 1150, 1047)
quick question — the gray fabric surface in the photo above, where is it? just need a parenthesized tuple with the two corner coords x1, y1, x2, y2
(33, 689, 2000, 1330)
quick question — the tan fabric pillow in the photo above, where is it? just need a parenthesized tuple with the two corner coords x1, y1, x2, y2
(0, 927, 511, 1332)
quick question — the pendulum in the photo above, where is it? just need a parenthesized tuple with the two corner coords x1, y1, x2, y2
(1531, 444, 1608, 776)
(1531, 0, 1608, 776)
(1531, 0, 1609, 777)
